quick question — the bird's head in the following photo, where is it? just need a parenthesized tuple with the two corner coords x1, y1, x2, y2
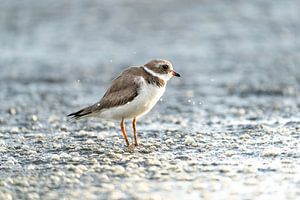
(144, 59, 181, 81)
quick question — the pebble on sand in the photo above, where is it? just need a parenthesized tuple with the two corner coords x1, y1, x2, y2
(85, 139, 95, 144)
(7, 107, 17, 115)
(112, 165, 126, 176)
(10, 127, 20, 134)
(51, 154, 60, 161)
(146, 158, 162, 166)
(31, 115, 38, 122)
(184, 136, 197, 146)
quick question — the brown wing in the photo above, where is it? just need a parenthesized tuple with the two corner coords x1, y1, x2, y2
(97, 68, 141, 110)
(67, 67, 143, 120)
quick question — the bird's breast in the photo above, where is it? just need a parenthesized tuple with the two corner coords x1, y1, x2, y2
(137, 80, 166, 109)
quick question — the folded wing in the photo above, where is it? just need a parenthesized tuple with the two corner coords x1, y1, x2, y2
(67, 67, 141, 120)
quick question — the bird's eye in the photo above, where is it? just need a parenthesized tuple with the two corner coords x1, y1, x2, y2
(162, 64, 168, 70)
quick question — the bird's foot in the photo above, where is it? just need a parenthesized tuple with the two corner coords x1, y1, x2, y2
(128, 144, 136, 150)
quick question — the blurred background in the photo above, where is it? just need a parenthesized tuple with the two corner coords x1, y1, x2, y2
(1, 0, 300, 199)
(1, 0, 300, 114)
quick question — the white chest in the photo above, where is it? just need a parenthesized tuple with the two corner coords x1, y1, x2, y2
(137, 80, 166, 110)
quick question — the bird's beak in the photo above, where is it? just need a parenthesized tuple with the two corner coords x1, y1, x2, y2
(171, 70, 181, 77)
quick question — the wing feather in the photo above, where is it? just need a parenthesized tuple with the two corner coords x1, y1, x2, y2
(67, 67, 142, 119)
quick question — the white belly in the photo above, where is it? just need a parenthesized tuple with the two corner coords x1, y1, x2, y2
(98, 79, 166, 120)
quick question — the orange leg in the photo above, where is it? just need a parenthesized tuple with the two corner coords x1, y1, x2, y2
(120, 118, 130, 146)
(132, 117, 138, 146)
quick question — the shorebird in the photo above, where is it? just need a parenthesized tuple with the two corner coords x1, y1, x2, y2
(68, 59, 180, 147)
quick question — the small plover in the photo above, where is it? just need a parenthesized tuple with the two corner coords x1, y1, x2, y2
(68, 59, 180, 147)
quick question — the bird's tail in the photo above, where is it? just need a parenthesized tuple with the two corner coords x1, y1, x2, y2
(67, 105, 96, 120)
